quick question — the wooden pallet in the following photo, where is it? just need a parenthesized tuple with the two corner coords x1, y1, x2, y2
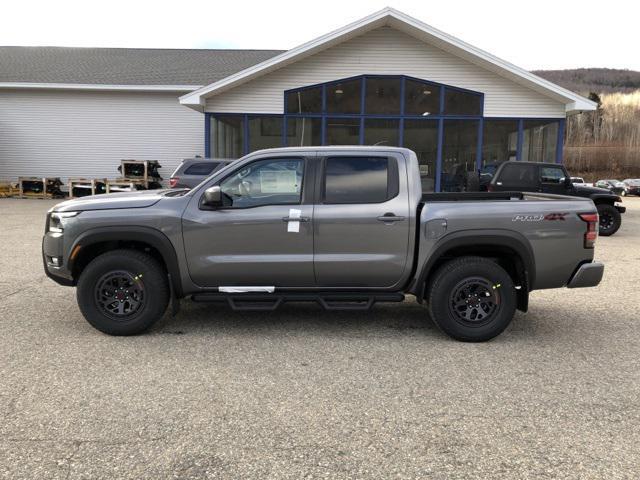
(105, 178, 147, 193)
(18, 177, 62, 199)
(68, 178, 107, 198)
(0, 181, 18, 198)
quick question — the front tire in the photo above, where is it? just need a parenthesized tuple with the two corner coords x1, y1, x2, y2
(596, 203, 621, 236)
(76, 249, 169, 335)
(426, 256, 517, 342)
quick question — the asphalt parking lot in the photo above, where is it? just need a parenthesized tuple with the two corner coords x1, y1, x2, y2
(1, 197, 639, 479)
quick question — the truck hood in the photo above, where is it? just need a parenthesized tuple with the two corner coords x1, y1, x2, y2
(572, 184, 615, 196)
(52, 190, 170, 212)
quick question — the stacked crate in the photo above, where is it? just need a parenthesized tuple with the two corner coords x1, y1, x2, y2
(18, 177, 64, 199)
(109, 160, 163, 192)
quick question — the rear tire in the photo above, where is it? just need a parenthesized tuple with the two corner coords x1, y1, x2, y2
(426, 256, 517, 342)
(76, 249, 169, 335)
(596, 203, 621, 236)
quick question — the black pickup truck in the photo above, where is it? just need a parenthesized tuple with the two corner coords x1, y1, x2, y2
(486, 162, 625, 236)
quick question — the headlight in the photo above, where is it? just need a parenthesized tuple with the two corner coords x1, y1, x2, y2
(49, 211, 80, 233)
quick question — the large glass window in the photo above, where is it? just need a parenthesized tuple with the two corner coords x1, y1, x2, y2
(363, 119, 399, 146)
(219, 158, 304, 208)
(212, 116, 244, 159)
(326, 78, 361, 114)
(286, 86, 322, 114)
(444, 88, 482, 116)
(404, 79, 441, 116)
(403, 120, 438, 192)
(326, 118, 360, 145)
(286, 118, 322, 147)
(248, 117, 284, 152)
(364, 78, 400, 114)
(324, 157, 391, 204)
(522, 120, 559, 162)
(482, 119, 518, 166)
(441, 120, 479, 192)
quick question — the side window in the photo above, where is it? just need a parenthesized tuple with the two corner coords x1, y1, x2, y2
(540, 166, 565, 184)
(184, 163, 218, 176)
(323, 156, 398, 204)
(498, 163, 538, 187)
(219, 158, 304, 208)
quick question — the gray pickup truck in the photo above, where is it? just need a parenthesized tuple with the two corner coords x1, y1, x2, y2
(43, 147, 604, 341)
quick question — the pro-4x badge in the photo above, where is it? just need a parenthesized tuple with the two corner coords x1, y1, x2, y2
(512, 213, 568, 222)
(512, 214, 544, 222)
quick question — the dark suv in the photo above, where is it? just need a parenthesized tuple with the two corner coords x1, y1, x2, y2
(169, 158, 231, 188)
(488, 162, 625, 236)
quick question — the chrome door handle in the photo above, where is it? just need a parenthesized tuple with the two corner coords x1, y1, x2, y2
(377, 213, 406, 222)
(282, 216, 310, 222)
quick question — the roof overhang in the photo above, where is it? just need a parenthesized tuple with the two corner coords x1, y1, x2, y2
(0, 82, 202, 92)
(180, 7, 596, 115)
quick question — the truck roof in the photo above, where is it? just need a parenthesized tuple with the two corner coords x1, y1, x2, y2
(248, 146, 416, 156)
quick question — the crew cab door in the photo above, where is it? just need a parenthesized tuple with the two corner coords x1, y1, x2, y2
(181, 155, 315, 287)
(538, 164, 570, 195)
(491, 163, 540, 192)
(313, 153, 411, 288)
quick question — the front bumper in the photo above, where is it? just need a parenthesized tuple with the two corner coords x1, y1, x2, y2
(567, 262, 604, 289)
(42, 233, 74, 286)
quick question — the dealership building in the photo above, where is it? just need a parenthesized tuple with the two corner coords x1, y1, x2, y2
(0, 8, 595, 191)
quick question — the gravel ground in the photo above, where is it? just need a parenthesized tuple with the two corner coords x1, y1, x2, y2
(1, 197, 639, 479)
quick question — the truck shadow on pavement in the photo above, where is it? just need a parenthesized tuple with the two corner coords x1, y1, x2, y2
(153, 299, 445, 338)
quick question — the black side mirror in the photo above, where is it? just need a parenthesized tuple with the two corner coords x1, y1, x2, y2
(203, 186, 222, 206)
(564, 177, 572, 188)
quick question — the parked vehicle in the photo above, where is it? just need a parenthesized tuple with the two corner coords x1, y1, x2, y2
(169, 158, 231, 188)
(571, 177, 585, 184)
(622, 179, 640, 196)
(595, 179, 626, 196)
(43, 147, 604, 342)
(488, 162, 625, 236)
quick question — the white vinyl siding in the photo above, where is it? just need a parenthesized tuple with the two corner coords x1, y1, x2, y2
(205, 27, 565, 118)
(0, 89, 203, 183)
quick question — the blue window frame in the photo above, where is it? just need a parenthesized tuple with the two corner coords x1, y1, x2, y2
(205, 75, 565, 191)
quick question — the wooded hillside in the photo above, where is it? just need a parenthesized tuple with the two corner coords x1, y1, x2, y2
(535, 69, 640, 180)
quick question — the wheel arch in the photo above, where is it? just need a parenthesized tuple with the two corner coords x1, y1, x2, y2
(412, 231, 534, 312)
(67, 226, 183, 297)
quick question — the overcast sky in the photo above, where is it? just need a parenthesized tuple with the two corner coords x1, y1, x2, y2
(1, 0, 638, 71)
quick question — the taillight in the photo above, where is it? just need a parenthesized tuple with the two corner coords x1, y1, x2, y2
(579, 213, 598, 248)
(169, 177, 178, 188)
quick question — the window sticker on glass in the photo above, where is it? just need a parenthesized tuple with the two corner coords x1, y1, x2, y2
(260, 170, 298, 193)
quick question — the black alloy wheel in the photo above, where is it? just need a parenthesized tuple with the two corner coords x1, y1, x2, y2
(448, 277, 500, 327)
(94, 270, 145, 320)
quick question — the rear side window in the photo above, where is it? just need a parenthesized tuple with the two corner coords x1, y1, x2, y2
(497, 163, 538, 187)
(323, 156, 398, 204)
(184, 163, 220, 176)
(540, 166, 565, 184)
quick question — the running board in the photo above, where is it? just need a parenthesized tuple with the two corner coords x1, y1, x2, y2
(191, 291, 405, 311)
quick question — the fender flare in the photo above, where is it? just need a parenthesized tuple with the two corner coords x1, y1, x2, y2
(413, 230, 535, 301)
(68, 226, 183, 297)
(590, 194, 619, 204)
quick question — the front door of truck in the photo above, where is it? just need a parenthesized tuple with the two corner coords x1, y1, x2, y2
(312, 154, 411, 288)
(182, 155, 315, 288)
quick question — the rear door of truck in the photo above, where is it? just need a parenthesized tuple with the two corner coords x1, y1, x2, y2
(491, 163, 540, 192)
(312, 151, 411, 288)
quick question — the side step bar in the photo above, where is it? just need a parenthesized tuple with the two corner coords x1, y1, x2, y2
(191, 291, 406, 312)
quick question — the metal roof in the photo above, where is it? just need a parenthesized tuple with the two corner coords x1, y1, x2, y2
(0, 46, 283, 87)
